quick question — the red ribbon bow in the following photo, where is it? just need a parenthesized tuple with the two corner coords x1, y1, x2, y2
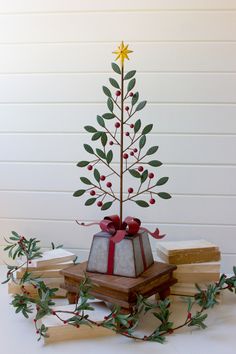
(76, 215, 165, 243)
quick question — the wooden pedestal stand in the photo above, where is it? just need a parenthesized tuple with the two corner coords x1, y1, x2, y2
(61, 261, 177, 313)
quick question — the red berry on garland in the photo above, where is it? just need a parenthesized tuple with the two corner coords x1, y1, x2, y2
(109, 141, 114, 145)
(76, 324, 80, 328)
(149, 172, 154, 179)
(130, 151, 134, 156)
(63, 320, 67, 324)
(97, 201, 103, 207)
(128, 187, 134, 194)
(150, 198, 155, 205)
(100, 175, 106, 181)
(87, 164, 93, 171)
(112, 314, 116, 319)
(115, 121, 120, 128)
(138, 166, 144, 172)
(130, 123, 134, 128)
(90, 190, 96, 196)
(36, 330, 39, 334)
(187, 312, 192, 320)
(125, 106, 129, 111)
(29, 261, 32, 264)
(143, 336, 148, 340)
(123, 153, 129, 159)
(33, 319, 37, 323)
(129, 92, 134, 97)
(125, 132, 130, 136)
(133, 148, 138, 153)
(106, 182, 112, 188)
(104, 316, 108, 320)
(115, 90, 121, 97)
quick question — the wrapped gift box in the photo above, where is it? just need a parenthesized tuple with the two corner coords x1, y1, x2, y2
(87, 230, 154, 277)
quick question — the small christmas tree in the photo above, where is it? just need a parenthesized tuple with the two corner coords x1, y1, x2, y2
(74, 41, 171, 227)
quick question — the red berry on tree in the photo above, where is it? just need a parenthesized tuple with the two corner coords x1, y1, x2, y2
(97, 201, 103, 207)
(129, 92, 134, 97)
(106, 182, 112, 188)
(115, 90, 121, 97)
(130, 123, 134, 128)
(100, 175, 106, 181)
(133, 148, 138, 153)
(109, 141, 114, 145)
(125, 132, 130, 136)
(138, 166, 144, 172)
(115, 121, 120, 128)
(128, 188, 134, 194)
(125, 106, 129, 111)
(90, 190, 96, 196)
(149, 172, 154, 179)
(123, 153, 129, 159)
(130, 151, 134, 156)
(87, 165, 93, 171)
(150, 198, 155, 205)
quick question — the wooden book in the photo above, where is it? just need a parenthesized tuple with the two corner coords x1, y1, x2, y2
(39, 301, 114, 344)
(8, 280, 67, 298)
(16, 269, 62, 279)
(173, 271, 220, 283)
(157, 240, 220, 264)
(175, 261, 220, 273)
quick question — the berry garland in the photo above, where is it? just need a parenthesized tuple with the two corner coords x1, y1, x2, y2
(2, 232, 236, 343)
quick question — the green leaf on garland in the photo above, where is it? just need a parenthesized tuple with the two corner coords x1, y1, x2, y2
(107, 150, 113, 164)
(134, 119, 141, 133)
(124, 70, 136, 80)
(101, 132, 108, 146)
(139, 135, 146, 149)
(141, 170, 148, 184)
(148, 160, 162, 167)
(80, 177, 92, 185)
(85, 198, 96, 206)
(73, 189, 86, 197)
(111, 62, 121, 74)
(96, 148, 106, 159)
(129, 169, 141, 178)
(109, 78, 120, 89)
(84, 144, 94, 154)
(97, 115, 105, 128)
(102, 86, 112, 97)
(101, 201, 113, 210)
(135, 200, 149, 207)
(146, 146, 159, 155)
(94, 168, 100, 183)
(158, 192, 172, 199)
(102, 113, 115, 120)
(77, 161, 89, 167)
(107, 98, 114, 112)
(84, 126, 97, 133)
(136, 101, 147, 112)
(127, 78, 136, 92)
(132, 92, 139, 106)
(142, 124, 153, 135)
(156, 177, 169, 186)
(92, 131, 102, 141)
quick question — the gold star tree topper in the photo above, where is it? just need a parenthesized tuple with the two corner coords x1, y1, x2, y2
(113, 41, 133, 66)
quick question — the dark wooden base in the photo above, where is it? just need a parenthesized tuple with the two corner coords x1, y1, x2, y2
(61, 261, 177, 312)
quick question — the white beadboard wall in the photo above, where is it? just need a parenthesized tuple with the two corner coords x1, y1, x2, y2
(0, 1, 236, 272)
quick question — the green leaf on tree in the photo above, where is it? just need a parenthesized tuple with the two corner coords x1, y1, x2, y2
(135, 200, 149, 207)
(134, 119, 141, 133)
(146, 146, 159, 155)
(111, 62, 121, 74)
(109, 78, 120, 89)
(136, 101, 147, 112)
(148, 160, 162, 167)
(102, 113, 115, 120)
(127, 78, 136, 92)
(142, 124, 153, 135)
(84, 126, 97, 133)
(132, 92, 139, 106)
(102, 86, 112, 97)
(73, 189, 86, 197)
(77, 161, 89, 167)
(158, 192, 172, 199)
(129, 169, 141, 178)
(101, 132, 108, 146)
(94, 169, 100, 183)
(141, 170, 148, 184)
(124, 70, 136, 80)
(84, 144, 94, 154)
(92, 131, 102, 141)
(85, 198, 96, 206)
(107, 98, 114, 112)
(80, 177, 92, 185)
(139, 135, 146, 149)
(96, 148, 106, 159)
(107, 150, 113, 164)
(101, 201, 113, 210)
(156, 177, 169, 186)
(97, 115, 105, 128)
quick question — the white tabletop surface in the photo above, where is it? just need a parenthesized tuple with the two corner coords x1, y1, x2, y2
(0, 266, 235, 354)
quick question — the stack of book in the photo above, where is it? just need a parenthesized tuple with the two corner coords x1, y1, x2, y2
(157, 239, 221, 296)
(8, 248, 77, 298)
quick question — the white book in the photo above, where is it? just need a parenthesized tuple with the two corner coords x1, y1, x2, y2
(158, 239, 219, 255)
(19, 260, 73, 271)
(20, 249, 76, 267)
